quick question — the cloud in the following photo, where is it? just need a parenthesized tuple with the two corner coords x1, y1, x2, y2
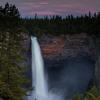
(39, 2, 49, 5)
(34, 11, 58, 15)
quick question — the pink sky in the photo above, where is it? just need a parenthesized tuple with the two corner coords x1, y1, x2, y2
(0, 0, 100, 17)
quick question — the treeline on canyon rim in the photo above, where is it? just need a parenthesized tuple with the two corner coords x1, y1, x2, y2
(0, 3, 100, 36)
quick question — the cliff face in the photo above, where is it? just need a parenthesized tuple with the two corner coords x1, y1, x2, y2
(38, 33, 96, 96)
(95, 38, 100, 89)
(40, 33, 96, 60)
(23, 33, 100, 90)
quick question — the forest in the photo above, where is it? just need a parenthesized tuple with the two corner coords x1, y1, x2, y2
(0, 3, 100, 36)
(0, 2, 100, 100)
(23, 12, 100, 36)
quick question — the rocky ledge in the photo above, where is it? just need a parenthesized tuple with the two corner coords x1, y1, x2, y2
(40, 33, 96, 60)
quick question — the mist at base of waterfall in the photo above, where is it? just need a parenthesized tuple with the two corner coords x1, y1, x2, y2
(26, 55, 94, 100)
(27, 91, 63, 100)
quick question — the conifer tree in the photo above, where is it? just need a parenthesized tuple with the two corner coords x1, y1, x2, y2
(0, 26, 28, 100)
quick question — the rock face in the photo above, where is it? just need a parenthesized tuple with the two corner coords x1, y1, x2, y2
(95, 38, 100, 89)
(95, 57, 100, 89)
(40, 33, 95, 60)
(20, 33, 32, 87)
(25, 33, 100, 99)
(21, 33, 31, 67)
(37, 33, 96, 99)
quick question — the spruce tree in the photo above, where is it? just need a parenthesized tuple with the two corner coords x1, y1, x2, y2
(0, 28, 28, 100)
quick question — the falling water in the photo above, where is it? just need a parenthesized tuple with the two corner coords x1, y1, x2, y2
(31, 36, 48, 100)
(26, 36, 94, 100)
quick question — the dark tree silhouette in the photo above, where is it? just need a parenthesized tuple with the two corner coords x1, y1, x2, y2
(0, 2, 20, 18)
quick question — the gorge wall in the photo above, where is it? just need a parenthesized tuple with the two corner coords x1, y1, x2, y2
(40, 33, 96, 60)
(23, 33, 100, 90)
(39, 33, 99, 89)
(94, 38, 100, 89)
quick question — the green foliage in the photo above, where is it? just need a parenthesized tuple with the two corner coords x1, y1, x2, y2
(0, 3, 30, 100)
(0, 28, 29, 100)
(73, 86, 100, 100)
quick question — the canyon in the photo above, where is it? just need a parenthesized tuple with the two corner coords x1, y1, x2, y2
(23, 33, 100, 99)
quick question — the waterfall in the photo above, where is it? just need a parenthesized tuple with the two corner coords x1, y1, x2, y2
(31, 36, 48, 100)
(27, 36, 61, 100)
